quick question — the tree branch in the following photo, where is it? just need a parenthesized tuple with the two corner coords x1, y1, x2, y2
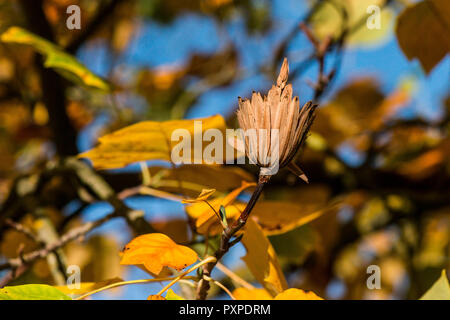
(0, 210, 117, 274)
(65, 0, 127, 54)
(195, 174, 270, 299)
(18, 0, 78, 156)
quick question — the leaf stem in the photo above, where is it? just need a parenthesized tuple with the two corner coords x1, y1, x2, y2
(195, 174, 270, 299)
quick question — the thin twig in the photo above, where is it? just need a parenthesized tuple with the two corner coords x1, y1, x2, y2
(157, 256, 216, 297)
(203, 275, 236, 300)
(4, 219, 41, 244)
(216, 262, 255, 290)
(0, 211, 118, 272)
(75, 276, 198, 300)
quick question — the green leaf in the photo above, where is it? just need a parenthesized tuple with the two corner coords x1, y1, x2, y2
(165, 289, 185, 300)
(0, 27, 111, 91)
(219, 205, 228, 227)
(420, 270, 450, 300)
(0, 284, 72, 300)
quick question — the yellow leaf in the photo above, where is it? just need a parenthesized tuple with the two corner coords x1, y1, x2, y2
(165, 289, 185, 300)
(420, 270, 450, 300)
(78, 115, 227, 170)
(0, 27, 110, 91)
(182, 188, 216, 203)
(232, 288, 273, 300)
(197, 201, 245, 235)
(185, 181, 255, 234)
(309, 0, 394, 47)
(54, 277, 123, 295)
(252, 201, 334, 236)
(274, 288, 324, 300)
(241, 219, 288, 296)
(120, 233, 198, 275)
(233, 287, 323, 300)
(145, 165, 255, 197)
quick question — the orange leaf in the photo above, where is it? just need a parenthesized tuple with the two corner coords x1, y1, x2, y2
(120, 233, 198, 275)
(147, 295, 166, 300)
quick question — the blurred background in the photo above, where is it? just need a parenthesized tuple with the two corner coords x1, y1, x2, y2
(0, 0, 448, 300)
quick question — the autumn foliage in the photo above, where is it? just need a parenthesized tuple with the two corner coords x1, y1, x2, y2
(0, 0, 449, 301)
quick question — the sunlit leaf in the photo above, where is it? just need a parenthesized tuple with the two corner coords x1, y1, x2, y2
(78, 115, 228, 169)
(166, 289, 185, 300)
(396, 0, 450, 73)
(147, 294, 166, 300)
(420, 270, 450, 300)
(241, 219, 288, 296)
(309, 0, 394, 47)
(146, 165, 255, 197)
(232, 287, 323, 300)
(0, 27, 110, 91)
(120, 233, 198, 275)
(54, 277, 123, 295)
(185, 181, 256, 234)
(274, 288, 324, 300)
(0, 284, 71, 300)
(232, 287, 273, 300)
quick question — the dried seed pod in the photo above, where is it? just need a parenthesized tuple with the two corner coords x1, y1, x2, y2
(236, 58, 317, 177)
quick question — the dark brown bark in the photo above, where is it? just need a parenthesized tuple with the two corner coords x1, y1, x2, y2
(19, 0, 78, 156)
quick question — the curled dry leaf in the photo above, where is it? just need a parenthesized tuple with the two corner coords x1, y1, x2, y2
(181, 188, 216, 203)
(185, 181, 256, 234)
(120, 233, 198, 275)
